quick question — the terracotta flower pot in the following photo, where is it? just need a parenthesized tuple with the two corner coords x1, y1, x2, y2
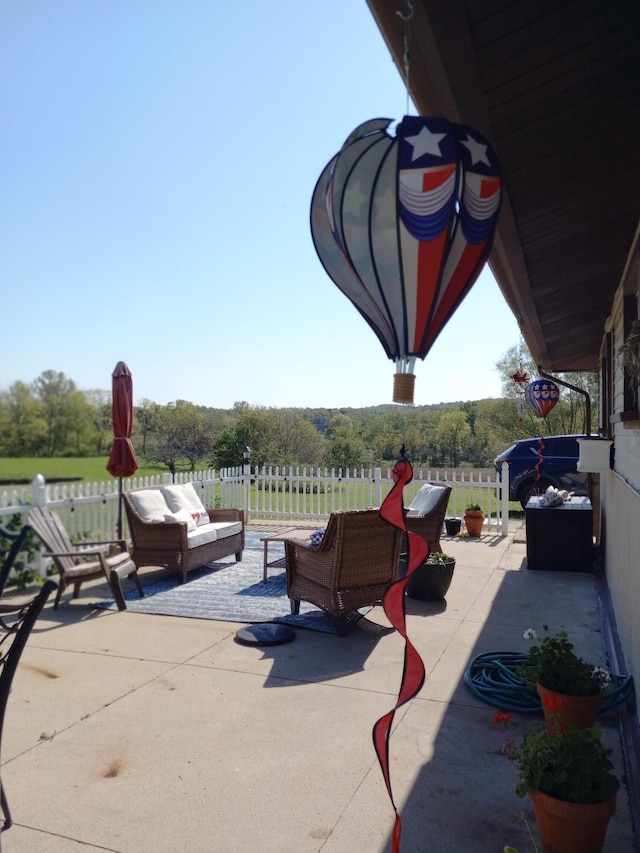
(464, 510, 484, 537)
(537, 682, 603, 733)
(529, 789, 616, 853)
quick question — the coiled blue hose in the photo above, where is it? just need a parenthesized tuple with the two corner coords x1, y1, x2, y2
(464, 651, 634, 714)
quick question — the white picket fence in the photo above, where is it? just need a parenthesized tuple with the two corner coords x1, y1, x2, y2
(0, 463, 510, 545)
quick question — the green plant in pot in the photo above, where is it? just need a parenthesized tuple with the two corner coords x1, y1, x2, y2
(406, 551, 455, 601)
(463, 503, 484, 536)
(502, 704, 619, 853)
(516, 626, 611, 731)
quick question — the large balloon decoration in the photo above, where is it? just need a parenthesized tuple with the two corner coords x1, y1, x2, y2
(524, 379, 560, 419)
(311, 115, 502, 403)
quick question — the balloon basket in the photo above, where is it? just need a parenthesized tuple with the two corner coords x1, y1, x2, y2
(393, 373, 415, 405)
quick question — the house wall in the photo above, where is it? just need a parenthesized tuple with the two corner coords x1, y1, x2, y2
(601, 236, 640, 687)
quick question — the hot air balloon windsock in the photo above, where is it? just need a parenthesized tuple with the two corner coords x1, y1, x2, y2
(310, 115, 502, 404)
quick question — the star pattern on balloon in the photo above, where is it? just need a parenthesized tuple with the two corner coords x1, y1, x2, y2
(404, 125, 448, 160)
(460, 133, 492, 166)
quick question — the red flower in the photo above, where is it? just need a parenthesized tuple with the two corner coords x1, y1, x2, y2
(492, 710, 513, 727)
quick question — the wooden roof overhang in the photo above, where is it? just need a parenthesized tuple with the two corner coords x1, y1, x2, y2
(366, 0, 640, 371)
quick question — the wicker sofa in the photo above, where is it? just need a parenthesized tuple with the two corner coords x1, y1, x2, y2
(123, 483, 244, 583)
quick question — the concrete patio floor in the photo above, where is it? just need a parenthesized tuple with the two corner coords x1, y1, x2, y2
(1, 521, 637, 852)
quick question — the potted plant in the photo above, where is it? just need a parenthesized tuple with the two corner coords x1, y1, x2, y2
(501, 705, 619, 853)
(406, 551, 455, 601)
(464, 503, 484, 536)
(516, 626, 611, 731)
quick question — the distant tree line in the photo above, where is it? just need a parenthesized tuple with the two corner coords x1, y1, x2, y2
(0, 346, 598, 474)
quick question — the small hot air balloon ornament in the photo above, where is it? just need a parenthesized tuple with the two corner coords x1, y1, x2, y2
(310, 115, 502, 403)
(524, 379, 560, 419)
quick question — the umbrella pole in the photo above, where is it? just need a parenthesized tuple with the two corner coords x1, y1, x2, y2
(117, 477, 123, 540)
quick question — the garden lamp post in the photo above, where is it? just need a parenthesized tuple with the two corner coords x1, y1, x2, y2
(242, 446, 251, 521)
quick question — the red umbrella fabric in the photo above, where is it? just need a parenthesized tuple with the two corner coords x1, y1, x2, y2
(107, 362, 138, 539)
(107, 361, 138, 478)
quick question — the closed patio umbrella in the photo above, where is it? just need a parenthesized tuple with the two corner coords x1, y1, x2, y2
(106, 361, 139, 538)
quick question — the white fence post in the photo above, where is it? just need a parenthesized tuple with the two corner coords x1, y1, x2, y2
(32, 474, 47, 507)
(31, 474, 47, 577)
(373, 468, 382, 508)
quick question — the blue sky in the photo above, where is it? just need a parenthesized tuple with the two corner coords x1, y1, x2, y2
(1, 1, 522, 409)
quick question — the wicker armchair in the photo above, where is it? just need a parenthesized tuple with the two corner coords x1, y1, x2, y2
(404, 484, 452, 555)
(284, 509, 403, 636)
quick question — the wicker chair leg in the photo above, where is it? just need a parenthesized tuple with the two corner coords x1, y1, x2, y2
(290, 600, 300, 615)
(132, 572, 144, 597)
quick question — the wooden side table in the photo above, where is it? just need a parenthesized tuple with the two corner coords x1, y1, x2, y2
(259, 528, 321, 583)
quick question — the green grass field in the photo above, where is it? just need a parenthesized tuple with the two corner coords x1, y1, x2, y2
(0, 457, 170, 483)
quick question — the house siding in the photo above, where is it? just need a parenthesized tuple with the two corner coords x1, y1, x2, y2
(602, 473, 640, 682)
(602, 238, 640, 688)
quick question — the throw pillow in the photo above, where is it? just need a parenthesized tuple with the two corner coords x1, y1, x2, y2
(164, 509, 197, 532)
(309, 528, 326, 549)
(128, 489, 170, 522)
(407, 484, 446, 517)
(162, 483, 210, 526)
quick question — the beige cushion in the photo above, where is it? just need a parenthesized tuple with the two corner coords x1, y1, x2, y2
(164, 509, 197, 532)
(186, 525, 219, 549)
(162, 483, 209, 526)
(407, 484, 446, 517)
(209, 521, 243, 540)
(128, 489, 170, 522)
(185, 521, 242, 550)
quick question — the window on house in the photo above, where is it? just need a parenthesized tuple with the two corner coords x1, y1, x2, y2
(621, 294, 640, 415)
(600, 332, 613, 437)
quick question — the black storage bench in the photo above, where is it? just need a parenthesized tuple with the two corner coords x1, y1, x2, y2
(525, 496, 594, 572)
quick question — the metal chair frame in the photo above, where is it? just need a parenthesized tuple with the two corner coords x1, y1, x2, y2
(0, 581, 57, 834)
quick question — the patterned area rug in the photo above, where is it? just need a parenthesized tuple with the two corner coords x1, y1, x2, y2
(97, 531, 371, 634)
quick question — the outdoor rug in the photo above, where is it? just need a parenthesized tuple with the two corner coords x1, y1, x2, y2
(96, 532, 373, 634)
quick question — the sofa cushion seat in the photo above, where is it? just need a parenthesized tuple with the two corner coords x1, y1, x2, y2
(186, 525, 219, 549)
(186, 521, 242, 550)
(209, 521, 243, 540)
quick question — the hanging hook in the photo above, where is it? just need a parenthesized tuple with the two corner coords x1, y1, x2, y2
(396, 0, 413, 21)
(396, 1, 413, 114)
